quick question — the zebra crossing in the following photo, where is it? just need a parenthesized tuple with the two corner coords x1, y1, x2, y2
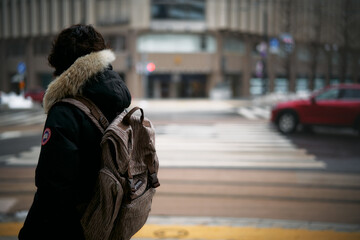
(0, 103, 325, 170)
(0, 105, 271, 128)
(236, 105, 271, 120)
(155, 123, 326, 170)
(1, 121, 325, 170)
(0, 108, 46, 127)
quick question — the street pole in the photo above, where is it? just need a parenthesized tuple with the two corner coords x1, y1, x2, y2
(262, 5, 268, 95)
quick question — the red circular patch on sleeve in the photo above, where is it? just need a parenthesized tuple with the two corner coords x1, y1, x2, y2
(41, 128, 51, 146)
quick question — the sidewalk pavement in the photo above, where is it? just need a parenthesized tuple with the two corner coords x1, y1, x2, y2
(136, 216, 360, 240)
(130, 99, 252, 113)
(1, 215, 360, 240)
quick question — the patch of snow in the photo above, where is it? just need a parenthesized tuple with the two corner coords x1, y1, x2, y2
(0, 91, 33, 109)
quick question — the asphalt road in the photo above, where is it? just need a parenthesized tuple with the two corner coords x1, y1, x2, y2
(0, 104, 360, 239)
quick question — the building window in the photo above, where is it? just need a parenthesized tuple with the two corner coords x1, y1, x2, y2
(105, 35, 126, 52)
(296, 78, 309, 94)
(315, 78, 326, 90)
(274, 78, 289, 93)
(34, 37, 52, 55)
(223, 37, 245, 54)
(297, 46, 310, 62)
(6, 39, 26, 57)
(137, 33, 216, 53)
(96, 0, 129, 26)
(151, 0, 205, 21)
(250, 78, 266, 96)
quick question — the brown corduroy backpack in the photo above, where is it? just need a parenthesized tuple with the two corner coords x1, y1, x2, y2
(61, 96, 160, 240)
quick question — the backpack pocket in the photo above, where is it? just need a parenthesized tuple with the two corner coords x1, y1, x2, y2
(81, 168, 124, 240)
(109, 187, 156, 240)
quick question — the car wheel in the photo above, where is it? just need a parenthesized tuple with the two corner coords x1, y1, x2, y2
(277, 112, 298, 134)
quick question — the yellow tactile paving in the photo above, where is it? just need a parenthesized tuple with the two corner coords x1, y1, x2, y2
(1, 223, 360, 240)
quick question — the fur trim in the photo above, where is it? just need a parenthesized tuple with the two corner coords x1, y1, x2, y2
(43, 49, 116, 113)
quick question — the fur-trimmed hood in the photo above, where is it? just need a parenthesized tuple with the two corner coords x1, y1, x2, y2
(43, 49, 116, 113)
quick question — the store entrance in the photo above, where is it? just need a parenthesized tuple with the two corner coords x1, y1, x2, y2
(148, 74, 207, 98)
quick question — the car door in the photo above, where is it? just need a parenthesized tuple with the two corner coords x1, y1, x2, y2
(303, 88, 343, 125)
(337, 88, 360, 125)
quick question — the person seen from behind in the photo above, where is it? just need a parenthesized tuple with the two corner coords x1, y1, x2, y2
(18, 24, 131, 239)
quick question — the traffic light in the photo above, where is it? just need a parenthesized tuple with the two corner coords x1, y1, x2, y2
(146, 62, 156, 73)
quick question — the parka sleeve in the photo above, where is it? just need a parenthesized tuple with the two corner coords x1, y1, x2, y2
(33, 104, 84, 232)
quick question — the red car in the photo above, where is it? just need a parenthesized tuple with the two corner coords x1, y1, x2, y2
(271, 84, 360, 134)
(25, 88, 45, 103)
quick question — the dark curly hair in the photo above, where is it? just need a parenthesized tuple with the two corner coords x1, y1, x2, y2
(48, 24, 107, 76)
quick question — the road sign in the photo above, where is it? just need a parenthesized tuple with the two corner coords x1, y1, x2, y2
(17, 62, 26, 74)
(269, 38, 279, 54)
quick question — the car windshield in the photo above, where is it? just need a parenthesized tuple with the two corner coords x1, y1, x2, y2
(340, 88, 360, 100)
(315, 88, 339, 101)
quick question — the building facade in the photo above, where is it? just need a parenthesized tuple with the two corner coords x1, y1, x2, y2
(1, 0, 360, 99)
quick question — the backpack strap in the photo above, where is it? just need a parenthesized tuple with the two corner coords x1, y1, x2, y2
(60, 96, 109, 133)
(122, 107, 144, 125)
(146, 154, 160, 188)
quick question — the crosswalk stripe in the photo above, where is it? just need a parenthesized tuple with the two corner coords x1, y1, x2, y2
(0, 110, 45, 127)
(237, 107, 259, 119)
(1, 114, 325, 170)
(158, 160, 326, 169)
(237, 106, 271, 120)
(155, 122, 325, 170)
(1, 105, 272, 127)
(4, 146, 40, 166)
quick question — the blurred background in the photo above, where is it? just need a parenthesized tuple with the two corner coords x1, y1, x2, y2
(1, 0, 360, 99)
(1, 0, 360, 239)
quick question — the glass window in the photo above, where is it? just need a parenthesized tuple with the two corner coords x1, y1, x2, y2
(275, 78, 289, 93)
(96, 0, 129, 26)
(332, 52, 339, 65)
(316, 88, 339, 101)
(314, 78, 325, 90)
(341, 89, 360, 100)
(330, 78, 339, 85)
(6, 39, 26, 57)
(345, 78, 352, 83)
(151, 0, 205, 21)
(297, 46, 310, 62)
(137, 33, 216, 53)
(223, 37, 245, 54)
(33, 37, 52, 55)
(296, 78, 309, 93)
(250, 78, 264, 96)
(105, 35, 126, 52)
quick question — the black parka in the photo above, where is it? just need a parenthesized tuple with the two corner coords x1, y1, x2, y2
(19, 50, 131, 240)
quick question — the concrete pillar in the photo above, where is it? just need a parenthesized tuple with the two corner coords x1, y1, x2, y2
(84, 0, 95, 25)
(0, 40, 7, 91)
(11, 0, 19, 37)
(40, 0, 49, 35)
(289, 52, 296, 92)
(62, 0, 70, 28)
(267, 53, 276, 92)
(154, 80, 161, 98)
(207, 31, 223, 94)
(20, 0, 28, 37)
(169, 74, 180, 98)
(126, 30, 143, 98)
(25, 38, 36, 89)
(50, 0, 59, 33)
(73, 0, 81, 24)
(1, 0, 9, 38)
(241, 36, 252, 97)
(30, 0, 38, 35)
